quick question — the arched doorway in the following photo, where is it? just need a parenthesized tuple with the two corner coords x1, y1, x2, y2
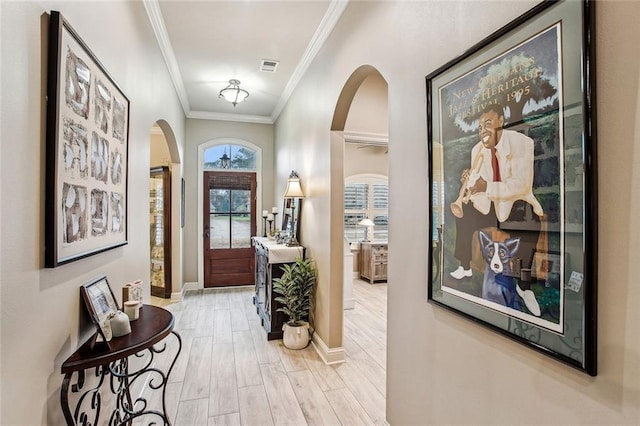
(330, 65, 389, 359)
(149, 120, 183, 300)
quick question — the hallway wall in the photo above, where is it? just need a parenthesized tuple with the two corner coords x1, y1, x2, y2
(0, 2, 186, 424)
(1, 1, 639, 425)
(275, 1, 640, 424)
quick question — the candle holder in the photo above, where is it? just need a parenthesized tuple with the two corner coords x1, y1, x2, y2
(271, 207, 279, 234)
(262, 211, 268, 237)
(266, 213, 275, 238)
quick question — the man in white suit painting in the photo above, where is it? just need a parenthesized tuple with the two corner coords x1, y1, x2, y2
(449, 102, 544, 281)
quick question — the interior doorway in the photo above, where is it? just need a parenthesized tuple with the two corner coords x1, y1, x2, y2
(330, 65, 389, 359)
(150, 166, 172, 297)
(149, 121, 182, 300)
(203, 171, 257, 287)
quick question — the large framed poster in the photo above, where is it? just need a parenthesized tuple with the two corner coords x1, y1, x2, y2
(45, 11, 129, 267)
(426, 0, 596, 375)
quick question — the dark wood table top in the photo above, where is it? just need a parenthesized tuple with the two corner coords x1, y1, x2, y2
(62, 305, 174, 374)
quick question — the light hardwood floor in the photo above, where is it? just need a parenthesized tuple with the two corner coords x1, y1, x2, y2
(149, 279, 388, 426)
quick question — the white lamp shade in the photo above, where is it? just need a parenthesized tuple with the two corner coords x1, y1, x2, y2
(283, 178, 304, 198)
(219, 79, 249, 106)
(358, 218, 375, 227)
(220, 88, 248, 103)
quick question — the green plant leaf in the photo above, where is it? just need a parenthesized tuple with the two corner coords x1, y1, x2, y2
(271, 257, 317, 326)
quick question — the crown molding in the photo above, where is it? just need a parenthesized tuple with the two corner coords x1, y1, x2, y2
(144, 0, 348, 124)
(270, 0, 349, 122)
(143, 0, 191, 116)
(188, 110, 273, 125)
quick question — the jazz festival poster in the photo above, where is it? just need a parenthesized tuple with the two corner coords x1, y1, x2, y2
(436, 23, 565, 333)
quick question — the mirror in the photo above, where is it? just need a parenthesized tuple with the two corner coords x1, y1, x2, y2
(281, 198, 302, 244)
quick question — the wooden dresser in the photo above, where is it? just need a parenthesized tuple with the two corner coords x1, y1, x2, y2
(252, 237, 305, 340)
(359, 242, 388, 284)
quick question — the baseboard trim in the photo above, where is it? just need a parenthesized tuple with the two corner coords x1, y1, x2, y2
(170, 291, 183, 302)
(311, 333, 345, 365)
(183, 281, 199, 291)
(344, 297, 355, 310)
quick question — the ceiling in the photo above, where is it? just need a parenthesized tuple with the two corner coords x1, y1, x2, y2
(144, 1, 349, 124)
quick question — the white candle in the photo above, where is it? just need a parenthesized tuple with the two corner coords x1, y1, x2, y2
(262, 210, 268, 218)
(272, 207, 278, 214)
(124, 301, 140, 320)
(267, 213, 274, 221)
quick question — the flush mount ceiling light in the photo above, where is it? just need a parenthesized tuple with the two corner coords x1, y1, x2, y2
(218, 79, 249, 107)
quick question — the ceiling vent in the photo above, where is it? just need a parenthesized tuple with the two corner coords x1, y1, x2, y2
(260, 59, 279, 73)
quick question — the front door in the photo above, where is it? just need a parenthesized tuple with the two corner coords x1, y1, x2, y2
(203, 171, 256, 287)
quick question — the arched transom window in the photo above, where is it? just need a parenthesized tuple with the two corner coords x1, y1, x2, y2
(204, 144, 257, 170)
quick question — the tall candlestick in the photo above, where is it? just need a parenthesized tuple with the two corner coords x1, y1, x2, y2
(266, 214, 274, 236)
(272, 207, 278, 214)
(262, 211, 268, 237)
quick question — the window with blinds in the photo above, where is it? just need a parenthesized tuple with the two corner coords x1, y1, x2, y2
(344, 183, 368, 210)
(344, 177, 389, 242)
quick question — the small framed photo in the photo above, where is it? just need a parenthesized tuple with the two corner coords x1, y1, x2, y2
(80, 275, 119, 343)
(530, 250, 561, 281)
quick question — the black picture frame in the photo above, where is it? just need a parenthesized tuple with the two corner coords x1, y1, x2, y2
(426, 0, 596, 375)
(45, 11, 130, 267)
(80, 275, 119, 348)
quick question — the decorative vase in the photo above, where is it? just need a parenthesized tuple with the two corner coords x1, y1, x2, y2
(110, 311, 131, 337)
(282, 323, 310, 350)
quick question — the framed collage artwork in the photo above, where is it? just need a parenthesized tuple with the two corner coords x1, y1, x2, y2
(45, 10, 129, 267)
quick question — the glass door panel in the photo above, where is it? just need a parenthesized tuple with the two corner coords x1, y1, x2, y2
(210, 214, 230, 249)
(232, 213, 251, 248)
(208, 188, 251, 249)
(150, 166, 171, 298)
(231, 189, 250, 248)
(209, 189, 230, 249)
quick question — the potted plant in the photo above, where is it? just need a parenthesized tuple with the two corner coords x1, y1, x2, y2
(272, 257, 317, 349)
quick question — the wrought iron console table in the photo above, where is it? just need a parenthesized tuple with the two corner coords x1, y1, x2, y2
(60, 305, 182, 425)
